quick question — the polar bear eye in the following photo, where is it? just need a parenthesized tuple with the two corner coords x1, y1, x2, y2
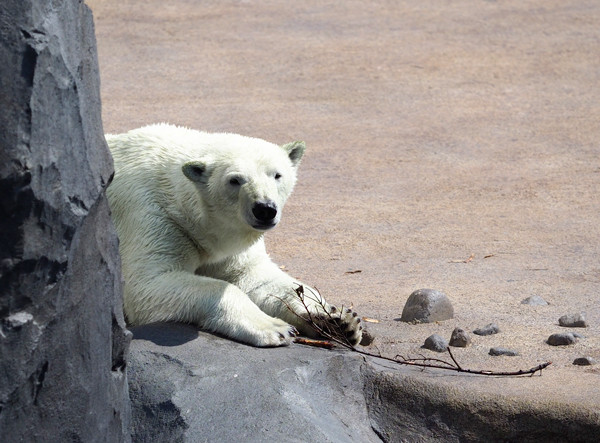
(274, 173, 282, 180)
(229, 178, 241, 186)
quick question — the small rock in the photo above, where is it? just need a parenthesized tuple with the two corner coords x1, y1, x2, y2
(359, 329, 375, 346)
(422, 334, 448, 353)
(573, 357, 597, 366)
(547, 332, 577, 346)
(449, 328, 471, 347)
(489, 347, 519, 356)
(521, 295, 548, 306)
(400, 289, 454, 323)
(473, 323, 500, 336)
(558, 313, 587, 328)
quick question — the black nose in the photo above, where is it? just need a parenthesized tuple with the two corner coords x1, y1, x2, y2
(252, 201, 278, 223)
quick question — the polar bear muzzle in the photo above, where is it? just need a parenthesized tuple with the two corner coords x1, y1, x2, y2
(251, 200, 279, 230)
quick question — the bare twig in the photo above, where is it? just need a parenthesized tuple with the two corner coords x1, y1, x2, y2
(294, 337, 335, 349)
(275, 285, 552, 377)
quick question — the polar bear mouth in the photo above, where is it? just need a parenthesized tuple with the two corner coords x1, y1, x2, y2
(251, 221, 278, 231)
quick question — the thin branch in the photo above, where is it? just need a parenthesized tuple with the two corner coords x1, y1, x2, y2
(446, 346, 463, 371)
(272, 285, 552, 377)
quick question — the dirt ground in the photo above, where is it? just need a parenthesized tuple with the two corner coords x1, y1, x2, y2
(88, 0, 599, 407)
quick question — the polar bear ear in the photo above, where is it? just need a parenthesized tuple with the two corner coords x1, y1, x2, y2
(182, 161, 208, 184)
(282, 141, 306, 167)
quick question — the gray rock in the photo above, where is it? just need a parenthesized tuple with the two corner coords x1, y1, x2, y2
(573, 357, 597, 366)
(130, 324, 600, 442)
(449, 327, 471, 347)
(558, 313, 587, 328)
(400, 289, 454, 323)
(547, 333, 578, 346)
(489, 347, 519, 356)
(521, 295, 549, 306)
(0, 1, 130, 440)
(422, 334, 449, 352)
(473, 323, 500, 336)
(129, 323, 381, 443)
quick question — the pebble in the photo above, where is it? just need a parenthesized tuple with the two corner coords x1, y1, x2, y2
(489, 347, 519, 356)
(359, 329, 375, 346)
(547, 332, 577, 346)
(400, 289, 454, 323)
(422, 334, 448, 353)
(573, 357, 597, 366)
(449, 327, 471, 347)
(558, 313, 587, 328)
(473, 323, 500, 336)
(521, 295, 548, 306)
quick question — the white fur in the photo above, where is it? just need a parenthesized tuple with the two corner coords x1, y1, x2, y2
(106, 124, 362, 347)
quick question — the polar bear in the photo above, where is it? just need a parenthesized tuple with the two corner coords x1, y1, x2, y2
(105, 124, 362, 347)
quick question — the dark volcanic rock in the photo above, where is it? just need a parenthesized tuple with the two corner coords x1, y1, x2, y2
(400, 289, 454, 323)
(473, 323, 500, 336)
(0, 1, 130, 441)
(359, 328, 375, 346)
(489, 347, 519, 357)
(547, 333, 578, 346)
(573, 357, 597, 366)
(449, 327, 471, 347)
(423, 334, 449, 352)
(558, 313, 587, 328)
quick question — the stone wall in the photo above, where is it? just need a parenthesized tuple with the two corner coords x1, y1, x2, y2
(0, 1, 130, 441)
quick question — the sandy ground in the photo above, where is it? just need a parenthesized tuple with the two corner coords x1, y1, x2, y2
(88, 0, 599, 407)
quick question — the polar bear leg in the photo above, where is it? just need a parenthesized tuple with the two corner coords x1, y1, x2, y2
(127, 271, 297, 347)
(212, 242, 364, 345)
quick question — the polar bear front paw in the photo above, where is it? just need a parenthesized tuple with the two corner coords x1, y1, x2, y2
(314, 306, 363, 346)
(248, 317, 298, 347)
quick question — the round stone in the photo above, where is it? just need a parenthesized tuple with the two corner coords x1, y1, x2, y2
(489, 347, 519, 356)
(400, 289, 454, 323)
(558, 313, 587, 328)
(473, 323, 500, 336)
(547, 332, 577, 346)
(423, 334, 449, 353)
(573, 357, 597, 366)
(449, 327, 471, 347)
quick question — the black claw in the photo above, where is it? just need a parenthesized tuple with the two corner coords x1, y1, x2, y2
(330, 306, 337, 313)
(290, 327, 299, 336)
(345, 308, 352, 314)
(352, 312, 358, 317)
(356, 317, 361, 323)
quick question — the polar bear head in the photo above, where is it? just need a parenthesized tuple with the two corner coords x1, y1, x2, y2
(181, 134, 305, 234)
